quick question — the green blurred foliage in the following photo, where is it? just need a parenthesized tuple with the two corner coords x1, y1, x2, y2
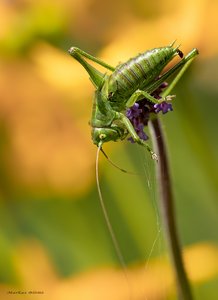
(0, 0, 218, 299)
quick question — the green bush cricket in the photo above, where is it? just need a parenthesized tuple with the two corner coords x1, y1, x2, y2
(68, 42, 198, 160)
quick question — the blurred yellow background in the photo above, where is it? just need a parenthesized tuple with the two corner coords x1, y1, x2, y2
(0, 0, 218, 299)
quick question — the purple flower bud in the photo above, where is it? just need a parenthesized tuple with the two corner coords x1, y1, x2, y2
(154, 102, 173, 114)
(126, 103, 141, 119)
(126, 80, 173, 143)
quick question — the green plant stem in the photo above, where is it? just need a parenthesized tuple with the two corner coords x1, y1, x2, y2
(149, 117, 193, 300)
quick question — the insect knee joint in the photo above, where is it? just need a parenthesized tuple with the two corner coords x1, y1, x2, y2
(68, 47, 79, 56)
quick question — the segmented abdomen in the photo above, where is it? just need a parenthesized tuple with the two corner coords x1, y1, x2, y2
(108, 46, 178, 103)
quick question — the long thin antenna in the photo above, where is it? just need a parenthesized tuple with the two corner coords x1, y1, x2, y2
(100, 147, 137, 175)
(96, 145, 127, 269)
(96, 145, 132, 299)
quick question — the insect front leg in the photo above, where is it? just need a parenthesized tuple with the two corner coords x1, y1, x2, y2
(115, 112, 158, 160)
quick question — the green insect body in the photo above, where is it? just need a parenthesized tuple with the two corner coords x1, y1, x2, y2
(106, 46, 180, 111)
(69, 43, 198, 159)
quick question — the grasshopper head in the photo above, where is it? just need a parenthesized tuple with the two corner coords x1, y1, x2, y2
(92, 126, 127, 147)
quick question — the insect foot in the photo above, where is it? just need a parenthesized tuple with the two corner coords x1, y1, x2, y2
(151, 152, 158, 161)
(140, 141, 158, 161)
(164, 95, 176, 101)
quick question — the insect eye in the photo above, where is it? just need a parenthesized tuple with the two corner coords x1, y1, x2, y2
(108, 92, 113, 99)
(99, 133, 106, 140)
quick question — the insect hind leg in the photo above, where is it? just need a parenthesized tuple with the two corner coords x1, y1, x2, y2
(147, 48, 199, 97)
(126, 48, 199, 107)
(68, 47, 115, 71)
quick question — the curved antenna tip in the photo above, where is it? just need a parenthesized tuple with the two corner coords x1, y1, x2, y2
(100, 147, 137, 175)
